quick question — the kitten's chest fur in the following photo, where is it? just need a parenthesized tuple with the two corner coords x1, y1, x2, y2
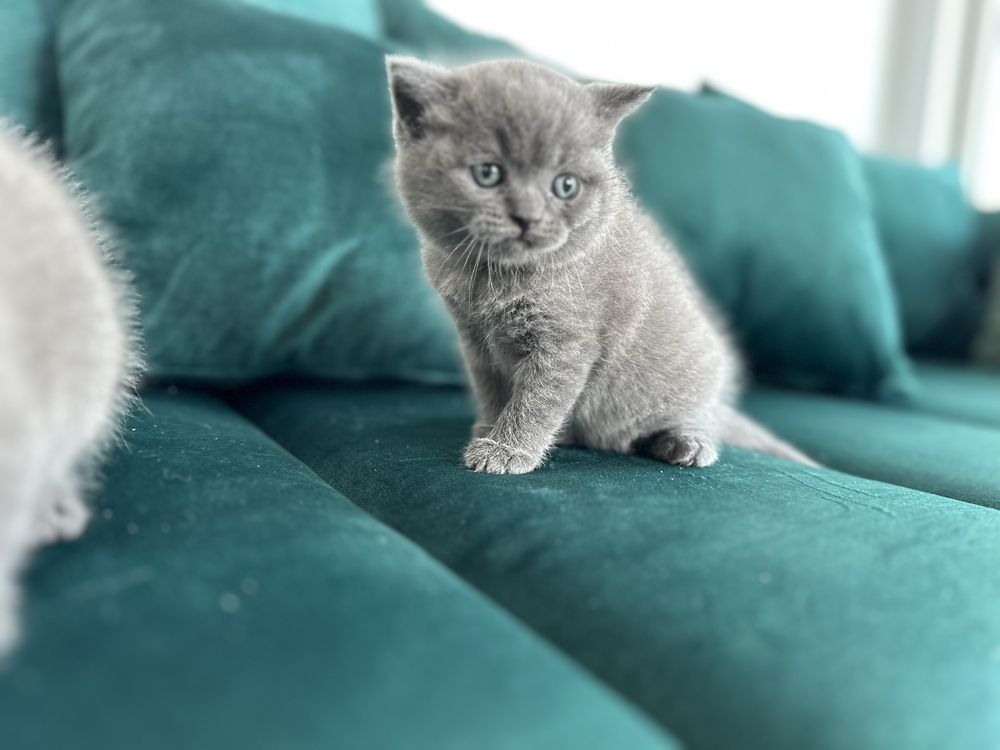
(422, 209, 737, 453)
(434, 262, 585, 377)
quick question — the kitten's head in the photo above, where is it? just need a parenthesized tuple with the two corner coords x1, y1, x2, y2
(387, 57, 653, 267)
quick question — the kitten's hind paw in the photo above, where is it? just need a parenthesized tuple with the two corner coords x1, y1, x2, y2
(0, 579, 17, 657)
(464, 438, 542, 475)
(645, 432, 719, 468)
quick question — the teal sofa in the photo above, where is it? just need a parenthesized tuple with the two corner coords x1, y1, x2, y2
(2, 2, 1000, 749)
(5, 364, 1000, 750)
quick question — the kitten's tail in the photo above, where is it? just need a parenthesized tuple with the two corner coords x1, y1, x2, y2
(720, 405, 819, 467)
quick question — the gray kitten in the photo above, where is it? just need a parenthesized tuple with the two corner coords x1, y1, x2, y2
(387, 57, 815, 474)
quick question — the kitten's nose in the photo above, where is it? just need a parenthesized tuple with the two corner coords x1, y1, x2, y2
(510, 214, 535, 237)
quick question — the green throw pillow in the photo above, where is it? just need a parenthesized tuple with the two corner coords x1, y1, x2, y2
(242, 0, 382, 38)
(972, 261, 1000, 367)
(0, 0, 382, 144)
(0, 0, 66, 141)
(972, 212, 1000, 366)
(617, 86, 914, 398)
(863, 157, 986, 357)
(58, 0, 463, 383)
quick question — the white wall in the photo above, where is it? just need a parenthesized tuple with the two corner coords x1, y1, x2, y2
(429, 0, 892, 149)
(964, 1, 1000, 207)
(430, 0, 1000, 208)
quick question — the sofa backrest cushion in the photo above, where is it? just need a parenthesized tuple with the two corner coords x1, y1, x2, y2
(863, 157, 985, 357)
(618, 88, 915, 398)
(972, 212, 1000, 366)
(58, 0, 464, 384)
(241, 0, 382, 38)
(0, 0, 66, 141)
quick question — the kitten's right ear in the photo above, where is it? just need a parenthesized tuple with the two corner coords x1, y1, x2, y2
(386, 55, 454, 140)
(587, 82, 656, 130)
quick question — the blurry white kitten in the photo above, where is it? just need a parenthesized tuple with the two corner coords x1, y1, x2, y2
(0, 125, 139, 655)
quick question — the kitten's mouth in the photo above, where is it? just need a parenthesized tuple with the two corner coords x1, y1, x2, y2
(488, 234, 566, 264)
(515, 228, 568, 252)
(513, 236, 541, 250)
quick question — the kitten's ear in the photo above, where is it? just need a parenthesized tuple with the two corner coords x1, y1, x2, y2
(386, 55, 454, 140)
(587, 82, 656, 128)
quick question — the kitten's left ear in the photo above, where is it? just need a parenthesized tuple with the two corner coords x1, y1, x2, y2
(386, 55, 455, 140)
(587, 82, 656, 128)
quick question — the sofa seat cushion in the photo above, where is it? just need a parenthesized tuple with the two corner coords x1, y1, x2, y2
(0, 389, 675, 750)
(909, 360, 1000, 429)
(743, 385, 1000, 509)
(231, 382, 1000, 750)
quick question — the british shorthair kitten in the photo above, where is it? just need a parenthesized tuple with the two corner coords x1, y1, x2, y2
(386, 57, 814, 474)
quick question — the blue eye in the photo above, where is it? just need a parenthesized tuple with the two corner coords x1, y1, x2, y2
(471, 163, 504, 187)
(552, 173, 580, 199)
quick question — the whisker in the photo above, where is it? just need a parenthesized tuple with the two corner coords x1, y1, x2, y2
(426, 225, 471, 245)
(485, 250, 493, 297)
(444, 235, 474, 265)
(459, 236, 478, 279)
(468, 241, 484, 307)
(411, 202, 475, 213)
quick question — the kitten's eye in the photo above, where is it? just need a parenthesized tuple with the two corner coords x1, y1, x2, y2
(471, 163, 504, 188)
(552, 173, 580, 199)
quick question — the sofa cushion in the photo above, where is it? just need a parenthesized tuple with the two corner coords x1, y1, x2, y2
(0, 389, 675, 750)
(743, 385, 1000, 509)
(0, 0, 385, 143)
(231, 381, 1000, 750)
(57, 0, 463, 384)
(0, 0, 65, 141)
(972, 215, 1000, 366)
(863, 157, 985, 356)
(243, 0, 382, 38)
(616, 88, 914, 398)
(909, 360, 1000, 429)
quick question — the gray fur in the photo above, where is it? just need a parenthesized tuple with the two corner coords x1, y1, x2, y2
(387, 57, 815, 474)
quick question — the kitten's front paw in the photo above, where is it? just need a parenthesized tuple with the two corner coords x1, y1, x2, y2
(31, 484, 90, 547)
(647, 432, 719, 468)
(464, 438, 542, 475)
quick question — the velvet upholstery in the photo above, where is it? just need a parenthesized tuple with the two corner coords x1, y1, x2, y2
(617, 88, 913, 398)
(57, 0, 463, 383)
(863, 157, 984, 356)
(243, 0, 382, 37)
(744, 385, 1000, 509)
(0, 0, 66, 141)
(908, 360, 1000, 429)
(231, 381, 1000, 750)
(0, 389, 675, 750)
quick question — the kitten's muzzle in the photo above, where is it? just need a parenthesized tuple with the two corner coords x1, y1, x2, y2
(510, 213, 538, 238)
